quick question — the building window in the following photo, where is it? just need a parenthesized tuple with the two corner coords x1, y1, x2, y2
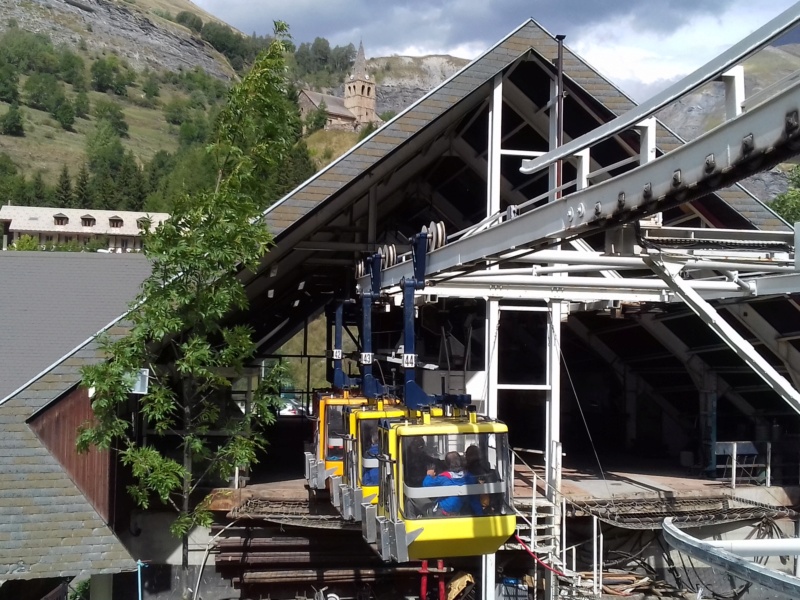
(120, 239, 129, 250)
(361, 84, 365, 95)
(54, 214, 68, 226)
(44, 235, 53, 243)
(64, 236, 72, 243)
(109, 217, 123, 228)
(82, 216, 95, 227)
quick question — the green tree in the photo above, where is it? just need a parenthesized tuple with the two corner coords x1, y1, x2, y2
(305, 100, 327, 133)
(54, 97, 75, 130)
(74, 163, 92, 209)
(178, 113, 209, 146)
(142, 71, 160, 102)
(0, 103, 23, 136)
(90, 58, 115, 93)
(771, 167, 800, 224)
(0, 28, 58, 73)
(10, 234, 40, 250)
(163, 98, 190, 125)
(56, 164, 74, 207)
(78, 23, 298, 598)
(31, 171, 49, 206)
(58, 49, 85, 85)
(93, 98, 129, 137)
(23, 72, 62, 110)
(0, 62, 19, 103)
(86, 120, 125, 174)
(74, 90, 90, 118)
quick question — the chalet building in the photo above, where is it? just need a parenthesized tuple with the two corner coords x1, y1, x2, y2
(298, 42, 380, 131)
(3, 14, 800, 600)
(0, 206, 170, 252)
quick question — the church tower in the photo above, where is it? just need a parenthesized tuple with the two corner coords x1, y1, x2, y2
(344, 42, 377, 126)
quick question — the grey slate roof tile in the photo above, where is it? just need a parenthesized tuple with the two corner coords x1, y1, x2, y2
(0, 254, 145, 581)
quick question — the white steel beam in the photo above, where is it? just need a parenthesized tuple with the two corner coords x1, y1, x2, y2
(646, 254, 800, 415)
(519, 3, 800, 175)
(359, 78, 800, 291)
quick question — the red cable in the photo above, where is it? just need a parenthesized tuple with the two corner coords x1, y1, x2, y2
(514, 534, 568, 578)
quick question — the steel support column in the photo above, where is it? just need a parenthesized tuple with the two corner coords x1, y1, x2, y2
(545, 300, 562, 600)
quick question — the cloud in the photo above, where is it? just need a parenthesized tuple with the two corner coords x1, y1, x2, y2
(193, 0, 798, 95)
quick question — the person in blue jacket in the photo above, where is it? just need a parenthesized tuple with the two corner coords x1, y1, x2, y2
(423, 451, 483, 516)
(361, 429, 380, 486)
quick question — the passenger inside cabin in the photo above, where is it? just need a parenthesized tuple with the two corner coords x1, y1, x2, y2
(423, 451, 483, 517)
(466, 444, 500, 515)
(361, 424, 380, 485)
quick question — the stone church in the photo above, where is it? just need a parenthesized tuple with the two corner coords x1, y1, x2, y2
(298, 42, 381, 131)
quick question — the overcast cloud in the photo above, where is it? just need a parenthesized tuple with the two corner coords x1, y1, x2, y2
(193, 0, 798, 101)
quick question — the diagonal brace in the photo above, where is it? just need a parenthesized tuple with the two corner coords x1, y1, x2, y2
(645, 253, 800, 415)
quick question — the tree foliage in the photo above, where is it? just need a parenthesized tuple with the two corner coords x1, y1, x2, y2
(771, 167, 800, 224)
(0, 103, 23, 136)
(0, 61, 19, 103)
(305, 100, 327, 133)
(93, 98, 129, 137)
(175, 11, 203, 33)
(56, 164, 74, 207)
(78, 23, 302, 597)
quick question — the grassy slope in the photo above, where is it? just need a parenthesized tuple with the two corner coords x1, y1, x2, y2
(1, 86, 182, 183)
(305, 129, 359, 170)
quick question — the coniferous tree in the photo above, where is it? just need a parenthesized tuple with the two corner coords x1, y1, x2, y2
(31, 171, 48, 206)
(56, 164, 74, 207)
(74, 163, 92, 209)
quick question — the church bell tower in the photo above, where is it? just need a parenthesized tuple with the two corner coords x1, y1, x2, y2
(344, 42, 377, 126)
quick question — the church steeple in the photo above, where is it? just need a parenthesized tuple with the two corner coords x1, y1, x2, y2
(352, 41, 368, 81)
(344, 41, 377, 127)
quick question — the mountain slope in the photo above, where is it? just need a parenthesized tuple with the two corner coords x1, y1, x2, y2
(656, 44, 800, 202)
(0, 0, 234, 79)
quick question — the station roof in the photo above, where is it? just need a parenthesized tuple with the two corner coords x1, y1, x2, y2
(238, 18, 787, 355)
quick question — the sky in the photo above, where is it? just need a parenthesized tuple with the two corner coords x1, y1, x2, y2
(192, 0, 799, 102)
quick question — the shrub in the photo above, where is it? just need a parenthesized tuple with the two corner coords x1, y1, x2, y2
(175, 11, 203, 33)
(1, 104, 24, 136)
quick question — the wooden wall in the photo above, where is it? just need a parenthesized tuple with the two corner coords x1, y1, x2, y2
(29, 386, 114, 524)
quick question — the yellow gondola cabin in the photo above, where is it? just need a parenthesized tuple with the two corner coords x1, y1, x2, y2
(363, 409, 516, 561)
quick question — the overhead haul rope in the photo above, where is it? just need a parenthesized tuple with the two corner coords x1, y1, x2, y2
(514, 534, 568, 578)
(550, 310, 616, 509)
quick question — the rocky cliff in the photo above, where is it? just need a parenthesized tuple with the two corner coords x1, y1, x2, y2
(0, 0, 234, 78)
(656, 44, 800, 202)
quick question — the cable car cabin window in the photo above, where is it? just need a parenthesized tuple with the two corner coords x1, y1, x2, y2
(325, 404, 346, 461)
(402, 433, 511, 519)
(359, 420, 380, 485)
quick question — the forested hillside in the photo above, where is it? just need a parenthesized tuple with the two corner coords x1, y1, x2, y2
(0, 0, 465, 217)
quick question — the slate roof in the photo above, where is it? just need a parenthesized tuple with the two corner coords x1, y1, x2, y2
(0, 253, 148, 579)
(264, 19, 787, 237)
(300, 90, 356, 120)
(0, 252, 151, 403)
(0, 349, 136, 579)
